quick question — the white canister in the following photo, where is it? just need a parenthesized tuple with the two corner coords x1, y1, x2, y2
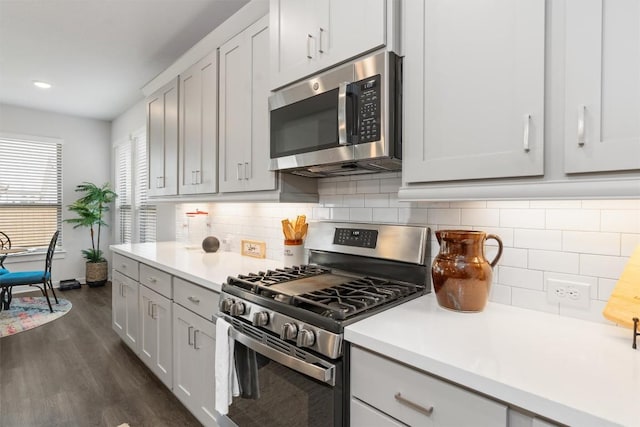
(283, 239, 305, 267)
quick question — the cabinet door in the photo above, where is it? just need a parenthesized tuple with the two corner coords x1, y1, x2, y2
(564, 0, 640, 173)
(320, 0, 385, 70)
(191, 311, 217, 427)
(179, 52, 217, 195)
(123, 276, 139, 354)
(147, 77, 178, 197)
(112, 271, 127, 339)
(172, 303, 217, 427)
(403, 0, 545, 183)
(270, 0, 322, 89)
(139, 285, 172, 388)
(173, 304, 200, 413)
(220, 16, 276, 193)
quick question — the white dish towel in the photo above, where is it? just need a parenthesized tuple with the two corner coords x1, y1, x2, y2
(215, 318, 240, 415)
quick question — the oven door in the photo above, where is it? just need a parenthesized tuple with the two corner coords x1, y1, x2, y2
(220, 320, 344, 427)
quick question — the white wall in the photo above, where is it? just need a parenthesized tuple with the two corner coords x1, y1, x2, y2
(0, 103, 112, 283)
(173, 172, 640, 325)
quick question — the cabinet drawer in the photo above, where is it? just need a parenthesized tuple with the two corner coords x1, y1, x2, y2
(112, 253, 139, 281)
(139, 263, 172, 299)
(351, 346, 507, 427)
(351, 398, 405, 427)
(174, 277, 219, 321)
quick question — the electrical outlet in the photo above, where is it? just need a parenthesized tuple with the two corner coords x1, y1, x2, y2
(546, 278, 591, 308)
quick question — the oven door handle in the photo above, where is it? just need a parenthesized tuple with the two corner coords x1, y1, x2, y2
(229, 327, 336, 386)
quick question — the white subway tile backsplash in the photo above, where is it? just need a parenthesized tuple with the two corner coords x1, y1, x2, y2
(528, 250, 579, 274)
(529, 200, 582, 209)
(343, 194, 365, 207)
(364, 193, 390, 208)
(514, 229, 562, 250)
(597, 278, 617, 301)
(427, 209, 461, 226)
(500, 209, 545, 229)
(355, 179, 380, 194)
(579, 254, 628, 279)
(546, 209, 600, 231)
(349, 208, 373, 222)
(460, 208, 499, 227)
(511, 288, 559, 314)
(489, 284, 511, 305)
(601, 210, 640, 233)
(621, 234, 640, 256)
(380, 177, 402, 193)
(178, 179, 638, 324)
(372, 208, 399, 223)
(498, 266, 544, 290)
(562, 231, 620, 256)
(499, 247, 528, 268)
(336, 180, 357, 195)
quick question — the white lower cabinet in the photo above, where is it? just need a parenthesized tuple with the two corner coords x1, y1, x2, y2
(139, 284, 172, 388)
(350, 346, 508, 427)
(173, 302, 217, 427)
(112, 270, 140, 354)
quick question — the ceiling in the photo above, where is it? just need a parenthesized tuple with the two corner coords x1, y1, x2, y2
(0, 0, 250, 121)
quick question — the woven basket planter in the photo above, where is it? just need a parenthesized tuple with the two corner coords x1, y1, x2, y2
(86, 261, 108, 287)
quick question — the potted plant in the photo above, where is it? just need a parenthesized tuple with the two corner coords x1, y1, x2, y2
(65, 182, 117, 287)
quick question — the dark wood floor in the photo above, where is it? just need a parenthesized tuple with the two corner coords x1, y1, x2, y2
(0, 283, 201, 427)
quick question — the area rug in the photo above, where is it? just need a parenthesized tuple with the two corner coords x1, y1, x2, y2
(0, 296, 72, 337)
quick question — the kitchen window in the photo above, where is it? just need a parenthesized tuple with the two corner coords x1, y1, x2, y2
(114, 128, 156, 243)
(0, 134, 62, 249)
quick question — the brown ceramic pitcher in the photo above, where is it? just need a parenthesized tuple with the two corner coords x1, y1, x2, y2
(432, 230, 503, 312)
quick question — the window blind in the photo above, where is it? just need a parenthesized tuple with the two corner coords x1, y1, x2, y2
(114, 128, 156, 244)
(0, 136, 62, 248)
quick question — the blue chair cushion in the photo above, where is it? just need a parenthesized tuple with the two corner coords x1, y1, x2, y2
(0, 270, 49, 286)
(0, 268, 9, 275)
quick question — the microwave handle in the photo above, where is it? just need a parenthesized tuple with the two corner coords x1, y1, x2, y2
(338, 82, 349, 145)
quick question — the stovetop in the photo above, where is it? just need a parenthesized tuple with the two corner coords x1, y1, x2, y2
(226, 265, 424, 321)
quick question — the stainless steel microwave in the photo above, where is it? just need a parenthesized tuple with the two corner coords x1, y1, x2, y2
(269, 50, 402, 177)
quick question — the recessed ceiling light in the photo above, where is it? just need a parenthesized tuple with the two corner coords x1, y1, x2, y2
(33, 80, 52, 89)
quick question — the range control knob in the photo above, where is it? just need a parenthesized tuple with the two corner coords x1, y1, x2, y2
(229, 302, 246, 317)
(220, 298, 234, 313)
(296, 329, 316, 348)
(280, 322, 298, 341)
(252, 311, 270, 327)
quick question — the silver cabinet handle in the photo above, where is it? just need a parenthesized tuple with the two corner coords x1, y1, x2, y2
(188, 326, 194, 346)
(147, 300, 152, 316)
(338, 82, 348, 145)
(188, 296, 200, 304)
(121, 283, 126, 297)
(193, 329, 200, 349)
(523, 114, 531, 153)
(577, 105, 586, 146)
(306, 34, 313, 59)
(151, 303, 157, 320)
(394, 392, 434, 416)
(318, 27, 325, 53)
(244, 162, 250, 180)
(156, 176, 164, 188)
(196, 170, 201, 184)
(236, 163, 243, 180)
(191, 170, 196, 185)
(148, 276, 157, 283)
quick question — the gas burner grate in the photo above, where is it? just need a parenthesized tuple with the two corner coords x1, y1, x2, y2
(292, 278, 423, 320)
(227, 265, 331, 293)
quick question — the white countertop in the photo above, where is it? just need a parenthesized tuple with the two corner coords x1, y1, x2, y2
(110, 242, 284, 292)
(345, 294, 640, 427)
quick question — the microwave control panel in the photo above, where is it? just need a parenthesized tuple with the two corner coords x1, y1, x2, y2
(357, 75, 381, 143)
(333, 228, 378, 248)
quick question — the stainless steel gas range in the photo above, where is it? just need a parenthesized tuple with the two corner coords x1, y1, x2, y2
(217, 221, 430, 427)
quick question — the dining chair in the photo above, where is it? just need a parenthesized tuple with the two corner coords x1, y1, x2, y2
(0, 231, 59, 312)
(0, 231, 11, 274)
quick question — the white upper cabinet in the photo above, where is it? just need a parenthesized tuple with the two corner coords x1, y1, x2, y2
(147, 77, 178, 197)
(179, 52, 217, 195)
(219, 15, 276, 193)
(564, 0, 640, 173)
(270, 0, 387, 89)
(403, 0, 546, 184)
